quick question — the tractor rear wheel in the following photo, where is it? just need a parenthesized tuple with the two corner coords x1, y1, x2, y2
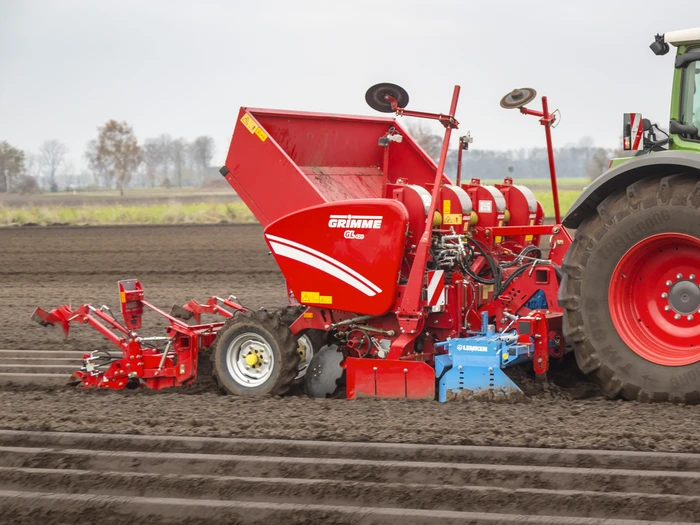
(561, 174, 700, 403)
(212, 310, 300, 396)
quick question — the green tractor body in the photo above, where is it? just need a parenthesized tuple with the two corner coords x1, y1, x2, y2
(609, 29, 700, 169)
(560, 28, 700, 403)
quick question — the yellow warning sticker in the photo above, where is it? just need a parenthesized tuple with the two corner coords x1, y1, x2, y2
(443, 213, 463, 225)
(495, 219, 503, 243)
(525, 218, 535, 242)
(254, 127, 268, 142)
(240, 113, 257, 134)
(301, 291, 332, 305)
(301, 291, 319, 303)
(481, 284, 494, 300)
(443, 200, 451, 215)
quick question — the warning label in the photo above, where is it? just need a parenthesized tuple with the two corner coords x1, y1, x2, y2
(240, 113, 267, 141)
(301, 291, 332, 305)
(240, 113, 257, 133)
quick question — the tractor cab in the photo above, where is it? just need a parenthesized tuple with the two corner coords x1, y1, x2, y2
(616, 27, 700, 166)
(652, 27, 700, 148)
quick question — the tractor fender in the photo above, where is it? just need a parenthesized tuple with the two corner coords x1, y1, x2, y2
(563, 151, 700, 229)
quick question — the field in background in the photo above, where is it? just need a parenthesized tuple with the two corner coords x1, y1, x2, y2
(0, 180, 586, 227)
(478, 177, 589, 190)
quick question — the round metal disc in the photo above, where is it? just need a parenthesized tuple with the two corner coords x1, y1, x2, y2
(500, 88, 537, 109)
(669, 280, 700, 315)
(304, 344, 345, 398)
(365, 83, 410, 113)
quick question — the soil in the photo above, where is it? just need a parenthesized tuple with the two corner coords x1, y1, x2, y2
(1, 429, 698, 525)
(1, 224, 700, 453)
(2, 224, 700, 524)
(0, 188, 240, 208)
(0, 224, 288, 352)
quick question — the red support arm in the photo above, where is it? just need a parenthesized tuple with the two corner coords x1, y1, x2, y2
(519, 96, 561, 224)
(390, 85, 461, 359)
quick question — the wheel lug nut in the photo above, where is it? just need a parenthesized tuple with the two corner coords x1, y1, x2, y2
(689, 315, 695, 321)
(691, 274, 696, 281)
(661, 292, 668, 299)
(666, 280, 673, 286)
(664, 305, 671, 311)
(677, 273, 683, 280)
(674, 314, 681, 320)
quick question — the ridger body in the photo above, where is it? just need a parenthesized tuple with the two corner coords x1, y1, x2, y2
(34, 29, 700, 401)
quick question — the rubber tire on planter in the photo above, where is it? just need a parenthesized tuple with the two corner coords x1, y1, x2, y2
(560, 174, 700, 403)
(212, 310, 299, 396)
(305, 344, 346, 398)
(276, 306, 328, 384)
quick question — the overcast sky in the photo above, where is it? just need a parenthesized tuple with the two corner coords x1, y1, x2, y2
(1, 0, 697, 172)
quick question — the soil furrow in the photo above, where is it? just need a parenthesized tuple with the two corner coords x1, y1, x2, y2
(0, 429, 699, 471)
(0, 429, 699, 524)
(3, 489, 691, 525)
(4, 224, 700, 523)
(1, 466, 698, 521)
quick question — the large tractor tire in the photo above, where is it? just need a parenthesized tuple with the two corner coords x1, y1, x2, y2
(276, 306, 328, 384)
(212, 310, 300, 396)
(561, 174, 700, 403)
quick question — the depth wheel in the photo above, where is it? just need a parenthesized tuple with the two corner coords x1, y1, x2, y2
(561, 174, 700, 403)
(276, 306, 328, 384)
(305, 344, 345, 398)
(212, 310, 299, 396)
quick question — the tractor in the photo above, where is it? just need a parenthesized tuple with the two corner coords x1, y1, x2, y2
(561, 27, 700, 402)
(33, 28, 700, 403)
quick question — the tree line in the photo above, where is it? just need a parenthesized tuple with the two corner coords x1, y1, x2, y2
(0, 139, 69, 194)
(408, 124, 623, 181)
(1, 121, 623, 195)
(0, 120, 216, 194)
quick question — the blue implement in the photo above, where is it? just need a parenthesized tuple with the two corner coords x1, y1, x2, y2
(434, 312, 534, 402)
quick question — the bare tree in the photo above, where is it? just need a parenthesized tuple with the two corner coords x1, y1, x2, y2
(586, 148, 610, 180)
(169, 138, 188, 188)
(153, 134, 172, 183)
(142, 139, 165, 187)
(406, 122, 442, 161)
(85, 139, 108, 188)
(586, 143, 627, 180)
(86, 120, 142, 195)
(190, 136, 216, 185)
(39, 139, 68, 192)
(24, 152, 39, 179)
(0, 141, 25, 193)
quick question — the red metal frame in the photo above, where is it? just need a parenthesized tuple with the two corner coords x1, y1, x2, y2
(391, 86, 461, 357)
(34, 84, 576, 399)
(32, 282, 244, 390)
(519, 96, 561, 224)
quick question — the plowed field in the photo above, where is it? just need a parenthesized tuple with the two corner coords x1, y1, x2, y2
(2, 225, 700, 524)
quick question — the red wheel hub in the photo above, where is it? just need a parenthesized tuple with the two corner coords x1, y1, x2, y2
(608, 233, 700, 366)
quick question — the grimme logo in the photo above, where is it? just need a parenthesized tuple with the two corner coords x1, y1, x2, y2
(328, 215, 383, 229)
(329, 214, 382, 241)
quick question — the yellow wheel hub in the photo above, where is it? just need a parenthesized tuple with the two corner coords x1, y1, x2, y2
(245, 352, 259, 366)
(297, 341, 307, 362)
